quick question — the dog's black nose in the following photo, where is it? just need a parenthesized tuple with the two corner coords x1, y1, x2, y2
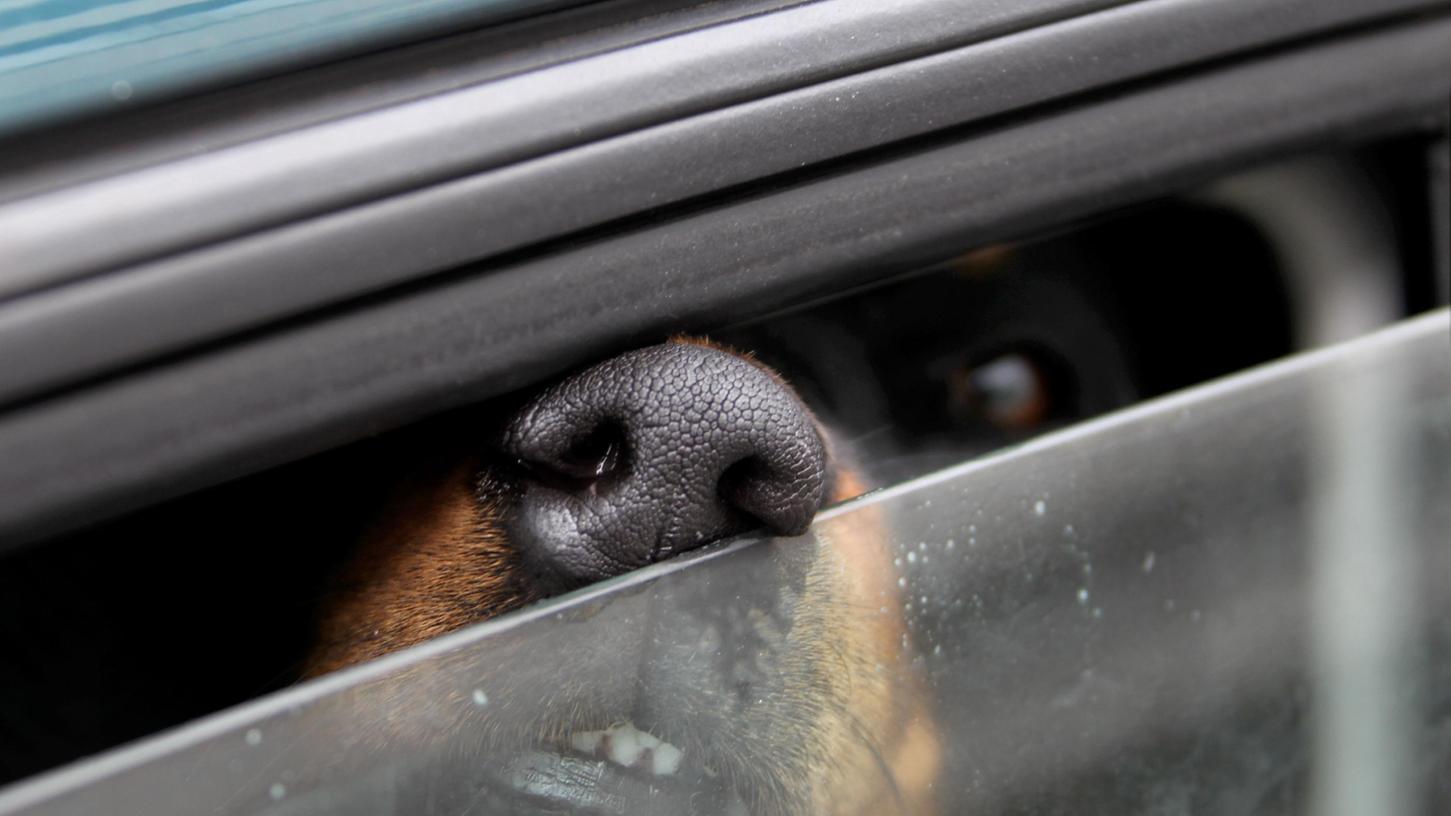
(500, 342, 828, 591)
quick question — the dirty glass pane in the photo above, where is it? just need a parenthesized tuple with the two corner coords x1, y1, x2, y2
(1, 311, 1447, 815)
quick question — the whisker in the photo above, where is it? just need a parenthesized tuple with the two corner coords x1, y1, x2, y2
(843, 707, 908, 814)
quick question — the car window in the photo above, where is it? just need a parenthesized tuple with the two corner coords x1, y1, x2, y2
(0, 134, 1443, 795)
(0, 0, 1445, 808)
(2, 309, 1443, 816)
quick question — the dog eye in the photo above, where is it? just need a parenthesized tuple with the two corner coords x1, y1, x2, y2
(948, 350, 1062, 432)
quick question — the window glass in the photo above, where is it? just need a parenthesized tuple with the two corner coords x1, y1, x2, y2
(4, 310, 1445, 816)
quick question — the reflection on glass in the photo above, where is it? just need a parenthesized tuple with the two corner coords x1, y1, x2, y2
(0, 0, 586, 136)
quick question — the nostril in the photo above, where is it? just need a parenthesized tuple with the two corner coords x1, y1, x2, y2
(518, 421, 628, 493)
(717, 453, 820, 538)
(558, 423, 627, 482)
(717, 456, 771, 520)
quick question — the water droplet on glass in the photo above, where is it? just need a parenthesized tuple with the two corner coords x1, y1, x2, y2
(472, 689, 489, 707)
(245, 729, 262, 747)
(270, 784, 286, 801)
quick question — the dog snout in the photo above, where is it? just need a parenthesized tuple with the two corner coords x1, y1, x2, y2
(500, 341, 828, 591)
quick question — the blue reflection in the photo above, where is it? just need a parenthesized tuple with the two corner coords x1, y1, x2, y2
(0, 0, 581, 137)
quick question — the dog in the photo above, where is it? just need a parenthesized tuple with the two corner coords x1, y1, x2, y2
(290, 245, 1163, 814)
(0, 240, 1174, 807)
(0, 208, 1308, 810)
(301, 336, 942, 816)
